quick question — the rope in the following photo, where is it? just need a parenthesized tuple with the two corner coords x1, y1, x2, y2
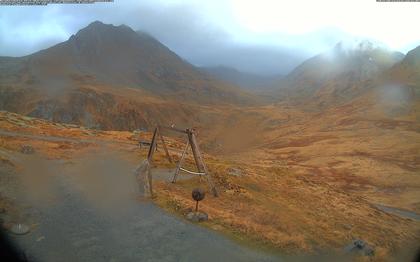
(179, 167, 206, 176)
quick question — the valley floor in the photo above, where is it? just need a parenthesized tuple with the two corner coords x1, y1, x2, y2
(0, 114, 280, 262)
(0, 111, 419, 261)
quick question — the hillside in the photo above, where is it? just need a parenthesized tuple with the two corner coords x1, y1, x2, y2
(276, 41, 405, 108)
(200, 66, 283, 91)
(1, 110, 419, 261)
(0, 21, 254, 130)
(0, 21, 419, 260)
(387, 45, 420, 83)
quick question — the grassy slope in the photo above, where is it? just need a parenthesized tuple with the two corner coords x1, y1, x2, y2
(1, 111, 419, 261)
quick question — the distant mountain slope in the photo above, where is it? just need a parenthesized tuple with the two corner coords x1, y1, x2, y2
(0, 21, 253, 103)
(200, 66, 283, 91)
(278, 41, 404, 106)
(401, 45, 420, 69)
(388, 45, 420, 83)
(0, 21, 255, 130)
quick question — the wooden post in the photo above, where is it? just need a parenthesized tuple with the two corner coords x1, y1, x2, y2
(187, 129, 218, 197)
(147, 128, 158, 162)
(187, 129, 203, 173)
(172, 139, 189, 183)
(144, 128, 158, 197)
(157, 127, 173, 164)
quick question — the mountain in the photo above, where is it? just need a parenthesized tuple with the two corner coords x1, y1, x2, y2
(278, 40, 404, 107)
(400, 45, 420, 69)
(1, 21, 253, 103)
(387, 45, 420, 83)
(200, 66, 283, 91)
(0, 21, 254, 130)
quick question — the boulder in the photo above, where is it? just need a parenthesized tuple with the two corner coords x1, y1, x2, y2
(9, 223, 30, 235)
(186, 211, 208, 222)
(344, 239, 375, 257)
(227, 167, 244, 177)
(20, 145, 35, 154)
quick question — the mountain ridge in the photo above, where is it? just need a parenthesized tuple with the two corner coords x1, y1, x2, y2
(274, 41, 410, 108)
(0, 21, 255, 130)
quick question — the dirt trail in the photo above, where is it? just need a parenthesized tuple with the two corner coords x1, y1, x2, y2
(374, 204, 420, 222)
(1, 141, 281, 261)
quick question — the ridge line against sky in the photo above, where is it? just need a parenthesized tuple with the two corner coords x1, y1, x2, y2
(1, 0, 419, 75)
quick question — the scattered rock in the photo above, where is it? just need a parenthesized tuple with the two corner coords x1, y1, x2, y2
(225, 189, 235, 194)
(20, 145, 35, 154)
(9, 223, 30, 235)
(227, 167, 244, 177)
(344, 239, 375, 256)
(36, 236, 45, 242)
(186, 211, 208, 222)
(343, 224, 352, 230)
(0, 157, 15, 167)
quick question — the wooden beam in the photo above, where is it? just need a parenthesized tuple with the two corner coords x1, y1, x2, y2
(187, 129, 203, 173)
(187, 129, 218, 197)
(147, 128, 158, 162)
(172, 139, 189, 183)
(157, 127, 173, 164)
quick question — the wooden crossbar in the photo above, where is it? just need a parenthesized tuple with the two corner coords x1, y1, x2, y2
(172, 139, 189, 183)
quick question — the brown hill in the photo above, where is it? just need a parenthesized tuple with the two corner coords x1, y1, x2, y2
(387, 45, 420, 83)
(0, 21, 254, 130)
(277, 41, 404, 108)
(200, 65, 283, 91)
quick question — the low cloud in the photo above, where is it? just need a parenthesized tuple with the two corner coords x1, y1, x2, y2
(2, 0, 410, 75)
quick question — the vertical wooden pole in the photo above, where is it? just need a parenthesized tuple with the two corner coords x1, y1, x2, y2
(172, 139, 189, 183)
(188, 129, 218, 197)
(147, 128, 158, 162)
(187, 129, 203, 173)
(157, 127, 173, 164)
(144, 127, 158, 198)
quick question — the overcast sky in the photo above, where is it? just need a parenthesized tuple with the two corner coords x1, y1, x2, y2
(0, 0, 419, 75)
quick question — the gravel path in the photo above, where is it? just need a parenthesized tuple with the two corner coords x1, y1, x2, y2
(1, 142, 281, 261)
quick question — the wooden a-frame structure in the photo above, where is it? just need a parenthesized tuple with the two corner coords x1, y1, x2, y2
(136, 125, 218, 198)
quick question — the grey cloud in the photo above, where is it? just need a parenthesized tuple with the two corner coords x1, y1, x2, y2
(0, 1, 345, 75)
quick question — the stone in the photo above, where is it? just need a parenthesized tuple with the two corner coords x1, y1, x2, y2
(343, 224, 352, 230)
(9, 223, 30, 235)
(227, 167, 244, 177)
(186, 211, 208, 222)
(20, 145, 35, 154)
(344, 239, 375, 257)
